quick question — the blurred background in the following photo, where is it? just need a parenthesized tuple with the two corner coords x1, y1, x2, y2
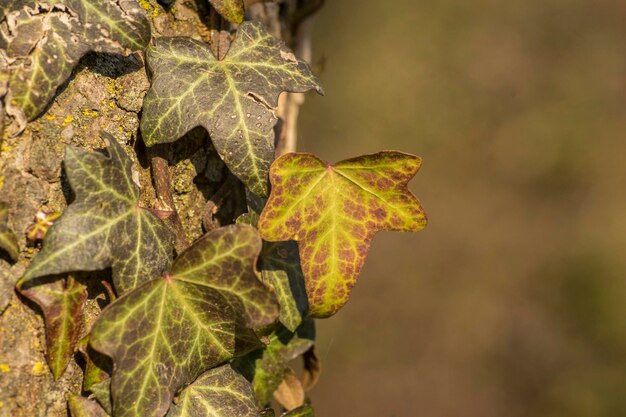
(297, 0, 626, 416)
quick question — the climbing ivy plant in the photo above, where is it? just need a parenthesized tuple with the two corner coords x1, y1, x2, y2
(4, 1, 427, 416)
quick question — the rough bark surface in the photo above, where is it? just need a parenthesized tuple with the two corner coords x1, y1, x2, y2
(0, 1, 318, 415)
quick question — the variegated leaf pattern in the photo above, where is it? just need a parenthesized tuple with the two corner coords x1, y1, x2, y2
(20, 132, 175, 295)
(140, 21, 323, 196)
(169, 224, 279, 328)
(89, 225, 272, 417)
(18, 276, 87, 379)
(0, 202, 19, 261)
(166, 364, 260, 417)
(0, 0, 150, 130)
(258, 152, 427, 317)
(234, 320, 314, 407)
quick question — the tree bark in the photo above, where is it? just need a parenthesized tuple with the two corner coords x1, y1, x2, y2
(0, 1, 320, 415)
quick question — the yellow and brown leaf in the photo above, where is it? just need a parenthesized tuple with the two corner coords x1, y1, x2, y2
(258, 152, 427, 317)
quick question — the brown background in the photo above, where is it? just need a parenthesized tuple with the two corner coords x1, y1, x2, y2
(299, 0, 626, 416)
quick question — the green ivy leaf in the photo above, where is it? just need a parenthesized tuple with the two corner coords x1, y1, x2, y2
(209, 0, 245, 23)
(281, 405, 314, 417)
(0, 202, 19, 261)
(1, 0, 151, 128)
(258, 241, 308, 332)
(91, 379, 112, 415)
(77, 335, 111, 392)
(237, 211, 308, 332)
(166, 364, 259, 417)
(140, 21, 323, 196)
(89, 225, 268, 417)
(258, 152, 427, 317)
(18, 276, 87, 379)
(169, 223, 279, 328)
(20, 132, 175, 295)
(67, 394, 109, 417)
(234, 320, 314, 407)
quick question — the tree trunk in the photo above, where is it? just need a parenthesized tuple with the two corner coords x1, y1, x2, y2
(0, 1, 321, 415)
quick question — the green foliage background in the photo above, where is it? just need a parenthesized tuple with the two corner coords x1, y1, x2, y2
(300, 0, 626, 416)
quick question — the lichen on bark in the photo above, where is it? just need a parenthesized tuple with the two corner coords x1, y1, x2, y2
(0, 1, 321, 415)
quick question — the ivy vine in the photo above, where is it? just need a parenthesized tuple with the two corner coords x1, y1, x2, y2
(3, 0, 427, 416)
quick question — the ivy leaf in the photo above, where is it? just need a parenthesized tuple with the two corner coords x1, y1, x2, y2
(234, 320, 315, 407)
(18, 276, 87, 379)
(68, 394, 109, 417)
(169, 223, 279, 328)
(209, 0, 245, 23)
(281, 405, 314, 417)
(238, 212, 308, 332)
(1, 0, 150, 128)
(140, 21, 323, 196)
(258, 152, 427, 317)
(76, 335, 112, 392)
(91, 379, 112, 415)
(273, 368, 305, 410)
(166, 364, 260, 417)
(20, 132, 175, 295)
(258, 241, 307, 332)
(0, 202, 19, 261)
(89, 225, 267, 417)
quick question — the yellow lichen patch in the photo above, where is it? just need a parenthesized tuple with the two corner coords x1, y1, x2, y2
(0, 363, 10, 373)
(82, 108, 98, 117)
(44, 114, 56, 121)
(31, 361, 47, 375)
(106, 79, 121, 95)
(62, 116, 74, 126)
(137, 0, 160, 18)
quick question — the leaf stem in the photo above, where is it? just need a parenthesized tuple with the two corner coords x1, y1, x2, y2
(148, 144, 189, 252)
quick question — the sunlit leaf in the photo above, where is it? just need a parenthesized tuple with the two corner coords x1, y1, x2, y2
(1, 0, 151, 128)
(234, 320, 314, 407)
(20, 132, 175, 295)
(169, 224, 279, 328)
(140, 21, 323, 196)
(18, 276, 87, 379)
(89, 225, 269, 417)
(258, 241, 308, 332)
(67, 394, 109, 417)
(237, 211, 308, 332)
(258, 152, 427, 317)
(166, 364, 259, 417)
(0, 202, 19, 261)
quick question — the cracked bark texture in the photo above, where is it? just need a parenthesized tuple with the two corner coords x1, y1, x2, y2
(0, 1, 319, 416)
